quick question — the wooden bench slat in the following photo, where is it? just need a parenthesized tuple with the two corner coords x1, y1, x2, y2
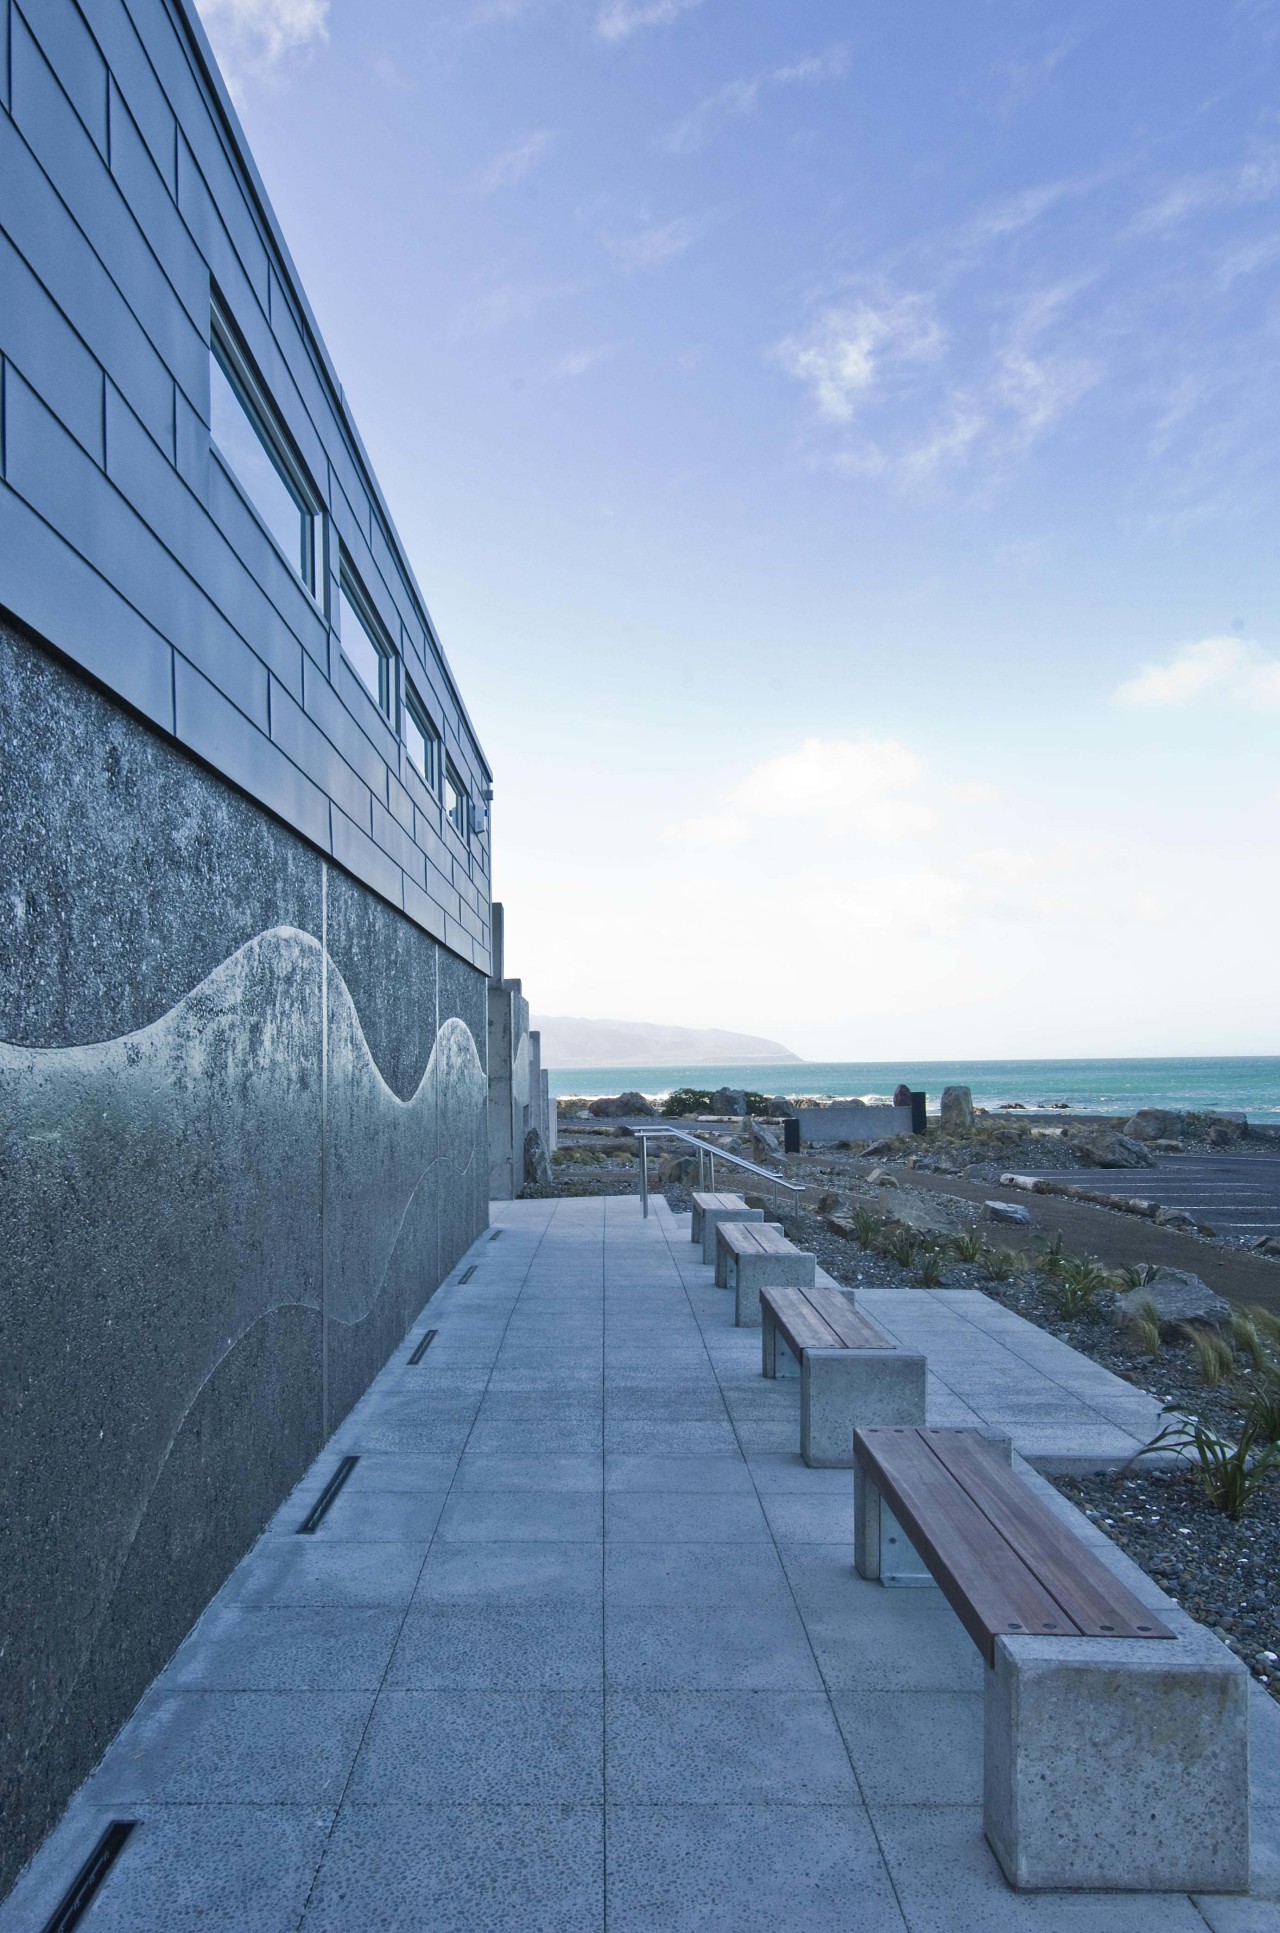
(692, 1191, 747, 1213)
(800, 1288, 892, 1351)
(922, 1431, 1174, 1644)
(855, 1428, 1080, 1664)
(762, 1286, 840, 1353)
(718, 1221, 796, 1256)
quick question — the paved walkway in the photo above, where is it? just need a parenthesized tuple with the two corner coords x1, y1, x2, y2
(5, 1194, 1277, 1931)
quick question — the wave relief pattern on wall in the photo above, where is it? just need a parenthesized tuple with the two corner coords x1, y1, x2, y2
(0, 924, 486, 1803)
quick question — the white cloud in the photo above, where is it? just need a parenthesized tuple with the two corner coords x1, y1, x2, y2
(772, 296, 946, 424)
(603, 214, 708, 274)
(196, 0, 327, 85)
(1136, 148, 1280, 233)
(596, 0, 702, 42)
(677, 737, 938, 843)
(475, 131, 554, 193)
(1112, 636, 1280, 710)
(552, 343, 621, 379)
(660, 45, 849, 156)
(454, 278, 583, 336)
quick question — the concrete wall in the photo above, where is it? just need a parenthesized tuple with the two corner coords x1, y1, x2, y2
(0, 0, 496, 1896)
(0, 620, 490, 1896)
(796, 1103, 914, 1144)
(0, 0, 491, 968)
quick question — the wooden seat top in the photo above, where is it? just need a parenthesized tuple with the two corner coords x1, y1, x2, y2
(691, 1191, 749, 1213)
(762, 1284, 891, 1353)
(716, 1221, 797, 1258)
(854, 1426, 1176, 1665)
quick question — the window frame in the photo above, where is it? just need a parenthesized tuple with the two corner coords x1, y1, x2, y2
(209, 295, 319, 596)
(444, 758, 469, 840)
(403, 681, 441, 793)
(337, 553, 395, 720)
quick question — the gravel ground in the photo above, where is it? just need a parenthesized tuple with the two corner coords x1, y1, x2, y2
(1052, 1468, 1280, 1701)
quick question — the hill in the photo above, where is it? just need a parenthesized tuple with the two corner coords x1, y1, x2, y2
(531, 1015, 803, 1069)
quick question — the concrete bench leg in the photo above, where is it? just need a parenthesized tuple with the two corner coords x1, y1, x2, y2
(984, 1625, 1250, 1892)
(702, 1206, 763, 1266)
(801, 1350, 927, 1468)
(733, 1251, 817, 1327)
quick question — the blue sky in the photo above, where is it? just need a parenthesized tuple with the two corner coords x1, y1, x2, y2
(200, 0, 1280, 1058)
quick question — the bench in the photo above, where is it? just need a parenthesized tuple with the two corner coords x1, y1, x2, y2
(761, 1286, 926, 1467)
(690, 1191, 763, 1265)
(714, 1221, 816, 1325)
(854, 1425, 1249, 1894)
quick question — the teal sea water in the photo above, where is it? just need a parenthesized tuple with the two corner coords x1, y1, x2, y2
(547, 1057, 1280, 1120)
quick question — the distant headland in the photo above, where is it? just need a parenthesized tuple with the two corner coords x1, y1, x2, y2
(531, 1016, 803, 1068)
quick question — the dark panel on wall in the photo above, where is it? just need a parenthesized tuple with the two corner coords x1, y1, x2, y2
(0, 617, 322, 1046)
(0, 625, 487, 1901)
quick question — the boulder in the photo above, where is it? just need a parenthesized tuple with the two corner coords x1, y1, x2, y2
(1251, 1235, 1280, 1257)
(752, 1121, 782, 1156)
(768, 1095, 797, 1118)
(939, 1085, 974, 1132)
(710, 1086, 748, 1115)
(893, 1082, 913, 1107)
(866, 1168, 899, 1189)
(891, 1194, 963, 1236)
(1111, 1269, 1233, 1337)
(588, 1090, 656, 1119)
(987, 1200, 1032, 1227)
(1074, 1130, 1156, 1170)
(1154, 1205, 1198, 1230)
(523, 1128, 551, 1188)
(1123, 1109, 1182, 1142)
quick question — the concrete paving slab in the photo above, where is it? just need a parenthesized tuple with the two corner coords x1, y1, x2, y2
(9, 1192, 1278, 1930)
(606, 1690, 857, 1804)
(346, 1690, 604, 1806)
(299, 1804, 603, 1933)
(605, 1804, 908, 1932)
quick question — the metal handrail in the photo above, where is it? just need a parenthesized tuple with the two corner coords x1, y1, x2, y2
(633, 1125, 804, 1217)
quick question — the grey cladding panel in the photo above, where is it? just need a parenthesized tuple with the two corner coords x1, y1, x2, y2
(0, 0, 490, 973)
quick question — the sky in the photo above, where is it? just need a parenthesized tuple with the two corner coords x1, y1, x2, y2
(197, 0, 1280, 1060)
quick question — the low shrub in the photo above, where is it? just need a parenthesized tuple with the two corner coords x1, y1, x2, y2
(1132, 1405, 1280, 1519)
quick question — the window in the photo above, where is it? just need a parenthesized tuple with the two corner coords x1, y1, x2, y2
(209, 300, 316, 591)
(338, 559, 393, 715)
(404, 685, 440, 790)
(445, 760, 468, 839)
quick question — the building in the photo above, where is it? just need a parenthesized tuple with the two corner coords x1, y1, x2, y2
(0, 0, 495, 1892)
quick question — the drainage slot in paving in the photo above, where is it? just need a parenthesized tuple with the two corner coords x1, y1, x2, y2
(408, 1328, 438, 1364)
(297, 1455, 359, 1534)
(489, 1228, 504, 1241)
(43, 1820, 137, 1933)
(458, 1265, 477, 1283)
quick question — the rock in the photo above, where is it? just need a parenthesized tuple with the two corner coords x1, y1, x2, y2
(1250, 1235, 1280, 1257)
(964, 1161, 1000, 1181)
(1111, 1269, 1233, 1337)
(1123, 1108, 1182, 1141)
(523, 1128, 551, 1187)
(752, 1121, 782, 1156)
(1154, 1206, 1197, 1229)
(893, 1083, 913, 1107)
(768, 1095, 796, 1118)
(987, 1200, 1032, 1226)
(588, 1090, 656, 1119)
(891, 1194, 964, 1235)
(710, 1086, 748, 1115)
(867, 1168, 899, 1188)
(939, 1085, 974, 1132)
(861, 1139, 894, 1158)
(1151, 1138, 1184, 1153)
(1074, 1130, 1156, 1170)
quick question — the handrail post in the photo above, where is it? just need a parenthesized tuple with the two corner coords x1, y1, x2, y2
(640, 1136, 649, 1217)
(709, 1152, 715, 1192)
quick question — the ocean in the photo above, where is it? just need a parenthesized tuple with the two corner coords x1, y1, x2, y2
(546, 1056, 1280, 1120)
